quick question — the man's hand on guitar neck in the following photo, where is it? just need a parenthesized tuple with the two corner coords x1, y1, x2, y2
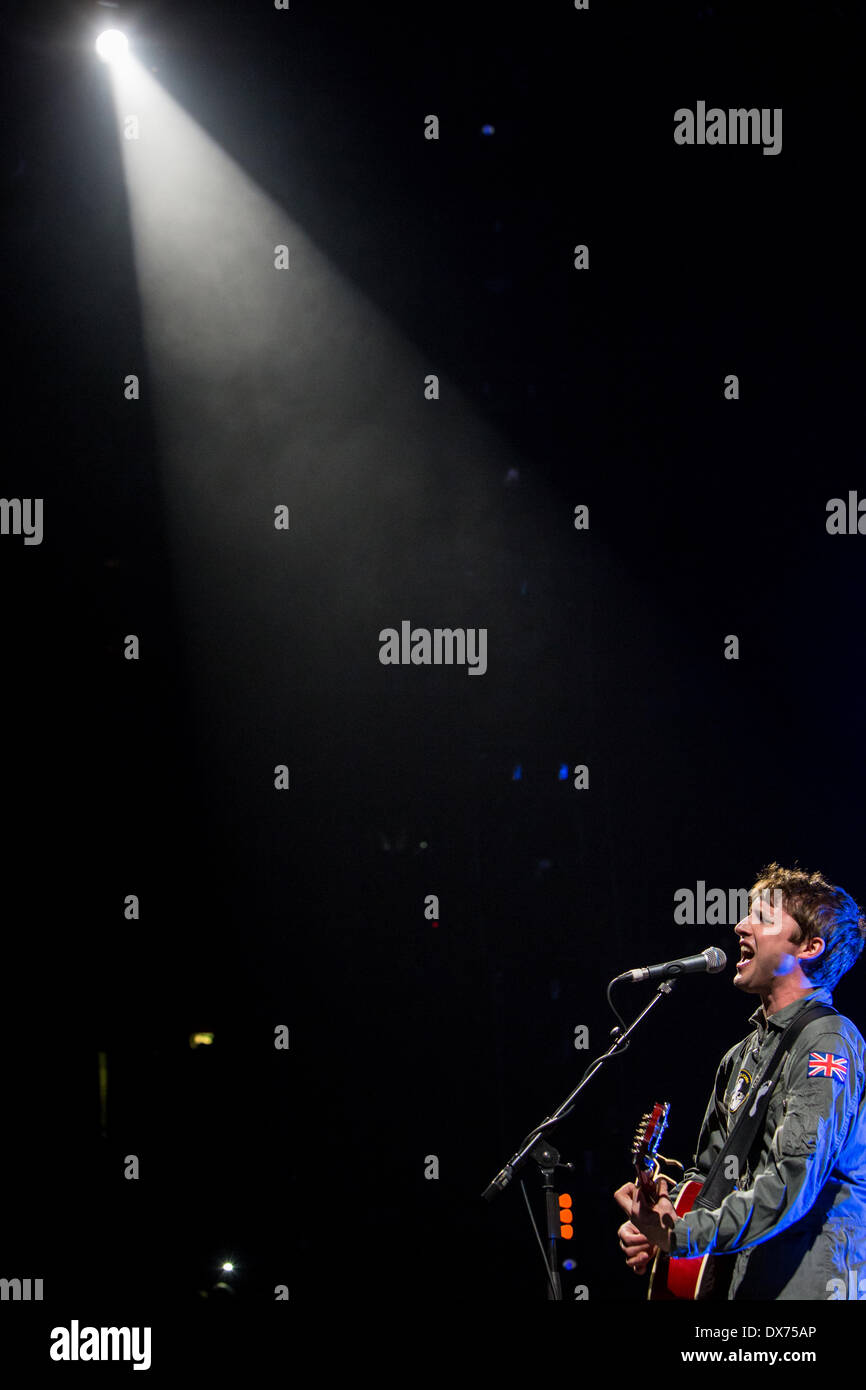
(617, 1219, 656, 1274)
(614, 1176, 677, 1264)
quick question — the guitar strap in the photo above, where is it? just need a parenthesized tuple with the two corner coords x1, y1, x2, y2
(692, 1002, 838, 1212)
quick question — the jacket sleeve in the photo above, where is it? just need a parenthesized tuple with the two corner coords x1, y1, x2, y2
(669, 1026, 862, 1259)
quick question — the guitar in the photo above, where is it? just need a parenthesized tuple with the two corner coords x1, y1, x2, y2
(630, 1102, 723, 1300)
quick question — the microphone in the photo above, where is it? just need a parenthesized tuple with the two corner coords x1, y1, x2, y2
(619, 946, 727, 983)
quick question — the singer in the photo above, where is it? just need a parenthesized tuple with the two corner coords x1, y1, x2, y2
(614, 863, 866, 1299)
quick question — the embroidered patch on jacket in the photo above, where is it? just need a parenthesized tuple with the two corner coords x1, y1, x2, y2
(807, 1051, 848, 1081)
(728, 1068, 752, 1112)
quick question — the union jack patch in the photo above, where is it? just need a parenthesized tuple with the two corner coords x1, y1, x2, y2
(807, 1051, 849, 1081)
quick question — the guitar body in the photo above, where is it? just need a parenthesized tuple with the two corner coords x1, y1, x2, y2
(647, 1179, 720, 1301)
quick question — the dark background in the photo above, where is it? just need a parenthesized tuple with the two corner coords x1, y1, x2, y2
(1, 0, 862, 1344)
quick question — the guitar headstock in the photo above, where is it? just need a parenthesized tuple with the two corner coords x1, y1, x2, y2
(631, 1101, 670, 1196)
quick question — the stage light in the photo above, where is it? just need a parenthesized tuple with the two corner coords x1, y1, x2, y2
(221, 1262, 234, 1272)
(95, 30, 128, 63)
(559, 1193, 573, 1240)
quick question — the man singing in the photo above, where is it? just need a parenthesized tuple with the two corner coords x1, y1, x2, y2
(615, 863, 866, 1299)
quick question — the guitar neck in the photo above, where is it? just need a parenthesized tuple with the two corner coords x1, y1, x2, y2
(634, 1160, 658, 1201)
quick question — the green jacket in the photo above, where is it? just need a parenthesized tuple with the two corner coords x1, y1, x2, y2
(668, 987, 866, 1299)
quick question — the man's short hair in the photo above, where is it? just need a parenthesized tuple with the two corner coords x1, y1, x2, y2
(751, 862, 866, 990)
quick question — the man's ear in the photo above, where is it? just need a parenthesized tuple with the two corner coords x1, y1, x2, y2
(799, 935, 825, 962)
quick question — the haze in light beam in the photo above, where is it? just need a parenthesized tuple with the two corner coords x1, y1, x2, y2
(104, 58, 524, 766)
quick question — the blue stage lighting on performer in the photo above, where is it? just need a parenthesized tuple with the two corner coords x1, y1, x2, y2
(511, 764, 522, 781)
(558, 763, 568, 780)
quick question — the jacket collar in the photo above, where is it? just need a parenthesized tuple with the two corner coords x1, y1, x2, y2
(749, 985, 834, 1034)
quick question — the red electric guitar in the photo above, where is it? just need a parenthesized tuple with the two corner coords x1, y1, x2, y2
(630, 1102, 724, 1301)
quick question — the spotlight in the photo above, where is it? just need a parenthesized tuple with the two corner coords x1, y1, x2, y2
(95, 30, 129, 62)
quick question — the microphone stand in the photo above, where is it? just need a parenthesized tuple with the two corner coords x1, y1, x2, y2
(481, 978, 676, 1300)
